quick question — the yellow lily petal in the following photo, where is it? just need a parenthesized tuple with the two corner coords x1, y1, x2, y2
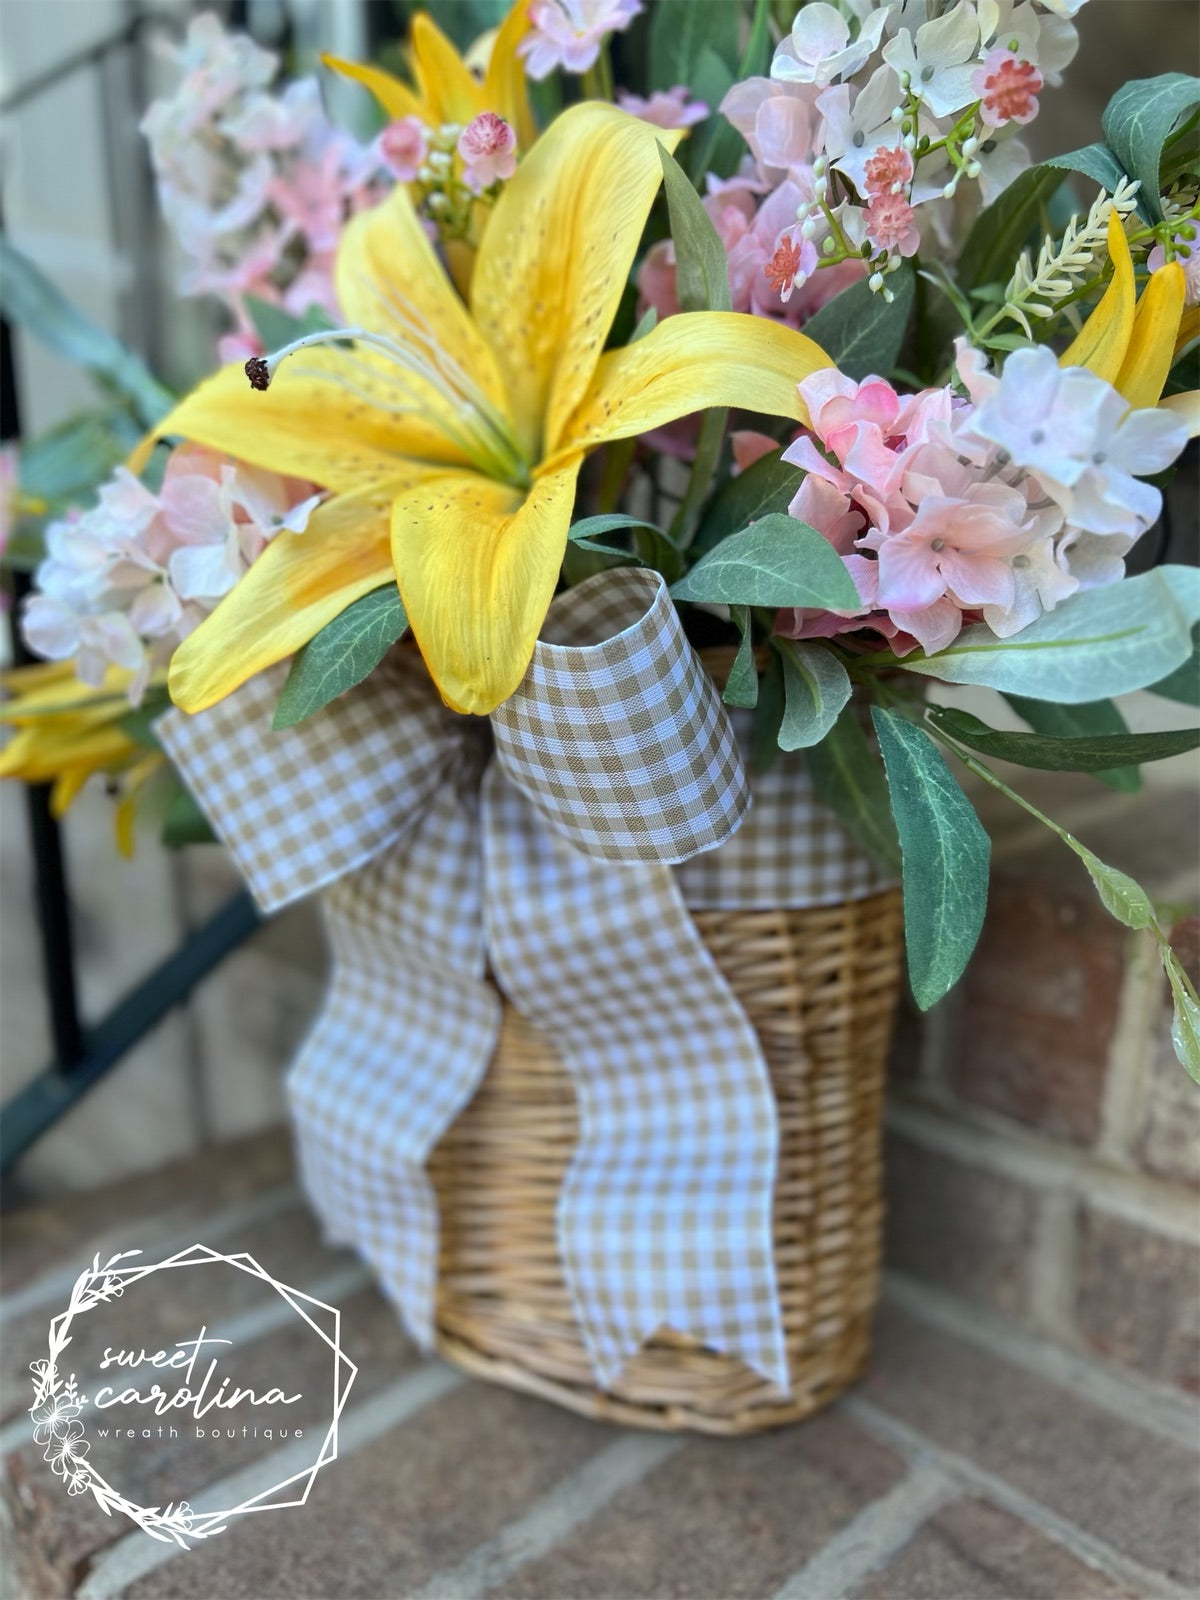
(559, 311, 834, 457)
(1176, 305, 1200, 358)
(1159, 390, 1200, 438)
(169, 482, 414, 713)
(334, 182, 510, 423)
(483, 1, 536, 152)
(114, 753, 164, 858)
(471, 104, 683, 461)
(321, 55, 422, 121)
(1060, 211, 1136, 384)
(411, 13, 484, 128)
(130, 354, 467, 491)
(1116, 259, 1186, 409)
(391, 456, 583, 715)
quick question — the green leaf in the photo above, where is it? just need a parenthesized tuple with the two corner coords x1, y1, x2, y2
(568, 513, 682, 582)
(1071, 844, 1154, 930)
(117, 695, 170, 752)
(775, 641, 851, 751)
(800, 265, 915, 382)
(687, 0, 772, 179)
(1102, 74, 1200, 223)
(873, 708, 991, 1011)
(1003, 693, 1139, 791)
(657, 143, 731, 313)
(273, 586, 407, 730)
(244, 295, 335, 353)
(1046, 143, 1130, 194)
(898, 566, 1200, 703)
(752, 649, 785, 773)
(17, 406, 143, 507)
(1163, 948, 1200, 1083)
(692, 449, 804, 558)
(724, 606, 759, 709)
(955, 164, 1065, 294)
(0, 236, 173, 427)
(926, 706, 1198, 773)
(806, 705, 901, 873)
(161, 784, 217, 848)
(1146, 629, 1199, 705)
(671, 513, 861, 609)
(648, 0, 740, 93)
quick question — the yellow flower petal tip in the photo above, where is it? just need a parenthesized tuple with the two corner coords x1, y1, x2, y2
(1116, 259, 1186, 411)
(1060, 211, 1136, 386)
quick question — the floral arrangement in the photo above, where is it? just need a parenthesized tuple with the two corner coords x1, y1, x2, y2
(2, 0, 1198, 1086)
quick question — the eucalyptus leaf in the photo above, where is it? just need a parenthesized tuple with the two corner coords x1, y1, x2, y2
(1003, 693, 1140, 791)
(873, 708, 991, 1011)
(806, 705, 900, 873)
(273, 586, 408, 730)
(671, 514, 861, 609)
(17, 407, 142, 506)
(1102, 74, 1200, 223)
(724, 607, 759, 709)
(1163, 948, 1200, 1083)
(897, 566, 1200, 702)
(1071, 844, 1155, 930)
(1046, 143, 1130, 195)
(955, 164, 1064, 294)
(244, 295, 335, 353)
(161, 784, 217, 849)
(775, 641, 851, 751)
(1147, 630, 1200, 705)
(657, 143, 731, 312)
(800, 265, 915, 382)
(692, 449, 803, 558)
(648, 0, 740, 92)
(926, 706, 1198, 773)
(0, 236, 173, 427)
(752, 649, 785, 773)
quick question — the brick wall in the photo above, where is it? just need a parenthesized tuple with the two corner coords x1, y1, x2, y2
(884, 720, 1200, 1401)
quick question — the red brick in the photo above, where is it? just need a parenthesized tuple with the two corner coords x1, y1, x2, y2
(491, 1411, 905, 1600)
(849, 1497, 1136, 1599)
(883, 1131, 1036, 1317)
(862, 1301, 1200, 1586)
(948, 864, 1128, 1145)
(1075, 1207, 1200, 1393)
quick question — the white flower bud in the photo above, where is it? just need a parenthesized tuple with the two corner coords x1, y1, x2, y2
(962, 136, 979, 156)
(814, 175, 828, 200)
(812, 155, 826, 177)
(942, 180, 957, 199)
(822, 235, 837, 256)
(891, 103, 905, 124)
(801, 217, 818, 238)
(966, 159, 981, 179)
(869, 271, 885, 293)
(904, 133, 917, 152)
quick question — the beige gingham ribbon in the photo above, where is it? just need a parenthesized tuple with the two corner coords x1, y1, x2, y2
(159, 570, 887, 1390)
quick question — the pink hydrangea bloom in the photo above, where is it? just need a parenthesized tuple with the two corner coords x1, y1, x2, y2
(457, 113, 518, 192)
(379, 117, 429, 183)
(22, 449, 320, 703)
(519, 0, 643, 80)
(972, 48, 1043, 127)
(864, 192, 921, 256)
(616, 86, 709, 130)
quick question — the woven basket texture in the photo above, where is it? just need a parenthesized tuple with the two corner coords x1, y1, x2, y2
(430, 888, 905, 1433)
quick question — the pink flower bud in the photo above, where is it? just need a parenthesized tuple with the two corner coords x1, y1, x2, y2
(457, 113, 517, 193)
(380, 117, 429, 182)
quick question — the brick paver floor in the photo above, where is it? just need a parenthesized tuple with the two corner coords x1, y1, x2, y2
(2, 1131, 1195, 1600)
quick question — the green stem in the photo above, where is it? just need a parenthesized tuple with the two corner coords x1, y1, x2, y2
(670, 408, 727, 548)
(581, 43, 614, 102)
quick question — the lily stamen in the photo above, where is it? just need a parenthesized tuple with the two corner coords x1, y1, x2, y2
(246, 324, 530, 487)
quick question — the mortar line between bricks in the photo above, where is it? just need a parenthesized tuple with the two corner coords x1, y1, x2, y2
(842, 1396, 1191, 1600)
(0, 1183, 303, 1326)
(74, 1362, 466, 1600)
(769, 1461, 958, 1600)
(0, 1261, 374, 1460)
(886, 1097, 1200, 1242)
(409, 1433, 683, 1600)
(883, 1271, 1198, 1452)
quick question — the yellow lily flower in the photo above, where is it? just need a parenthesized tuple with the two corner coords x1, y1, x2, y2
(1061, 212, 1189, 406)
(324, 3, 537, 156)
(141, 104, 833, 717)
(0, 663, 163, 852)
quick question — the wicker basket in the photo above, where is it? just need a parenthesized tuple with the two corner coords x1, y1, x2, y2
(430, 888, 905, 1434)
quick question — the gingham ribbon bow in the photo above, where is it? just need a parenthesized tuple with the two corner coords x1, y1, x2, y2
(160, 569, 802, 1390)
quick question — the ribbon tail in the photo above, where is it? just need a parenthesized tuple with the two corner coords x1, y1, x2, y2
(288, 767, 500, 1349)
(483, 764, 788, 1392)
